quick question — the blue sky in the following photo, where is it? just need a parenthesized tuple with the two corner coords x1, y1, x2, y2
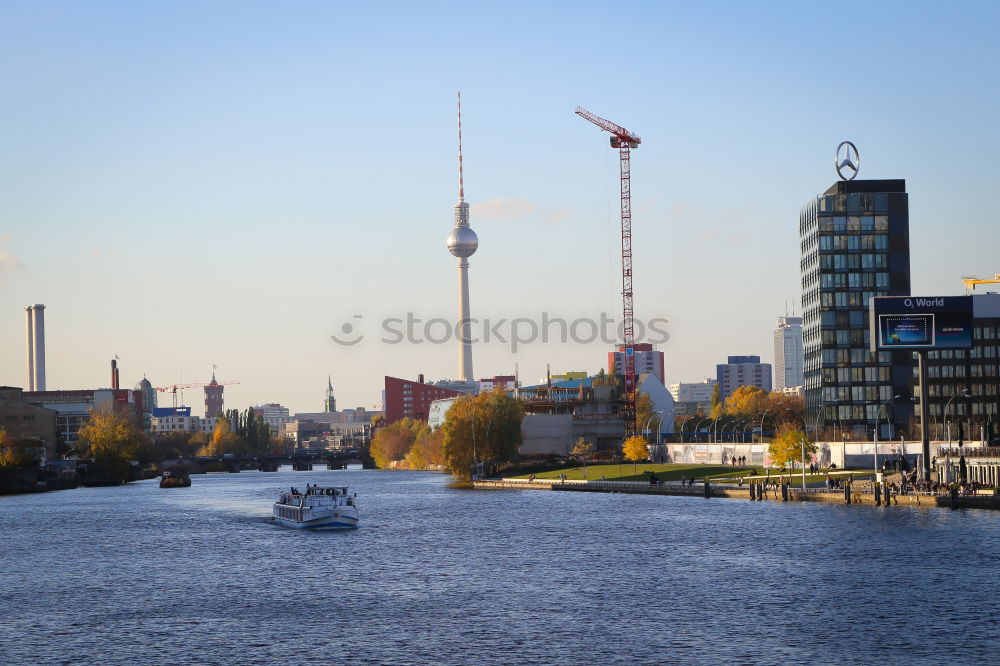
(2, 1, 998, 412)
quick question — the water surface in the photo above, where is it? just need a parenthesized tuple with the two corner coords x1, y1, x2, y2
(2, 469, 998, 664)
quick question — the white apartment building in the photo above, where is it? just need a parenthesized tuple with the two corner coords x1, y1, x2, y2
(774, 316, 804, 391)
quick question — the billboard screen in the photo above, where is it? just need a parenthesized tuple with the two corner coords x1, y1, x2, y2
(870, 296, 973, 351)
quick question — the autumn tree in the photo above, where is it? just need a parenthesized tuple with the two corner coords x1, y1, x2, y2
(78, 404, 149, 482)
(622, 435, 649, 472)
(636, 392, 653, 436)
(441, 389, 524, 480)
(724, 385, 770, 420)
(370, 418, 428, 469)
(709, 383, 723, 419)
(0, 428, 44, 469)
(767, 427, 816, 469)
(405, 428, 444, 470)
(571, 437, 594, 464)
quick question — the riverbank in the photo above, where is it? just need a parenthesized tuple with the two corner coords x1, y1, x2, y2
(473, 478, 1000, 510)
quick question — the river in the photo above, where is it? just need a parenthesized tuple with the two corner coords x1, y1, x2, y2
(2, 469, 999, 665)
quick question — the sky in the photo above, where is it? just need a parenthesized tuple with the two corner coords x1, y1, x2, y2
(2, 0, 999, 413)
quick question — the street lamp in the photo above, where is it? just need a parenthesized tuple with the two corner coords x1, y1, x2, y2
(874, 394, 900, 473)
(724, 420, 743, 443)
(653, 410, 673, 462)
(695, 417, 711, 442)
(642, 413, 657, 443)
(742, 421, 755, 443)
(813, 402, 833, 440)
(945, 388, 971, 447)
(680, 415, 696, 443)
(654, 410, 672, 445)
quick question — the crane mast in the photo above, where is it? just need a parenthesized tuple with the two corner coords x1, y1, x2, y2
(575, 106, 641, 439)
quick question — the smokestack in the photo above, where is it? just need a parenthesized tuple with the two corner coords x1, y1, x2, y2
(32, 304, 46, 391)
(111, 359, 119, 389)
(417, 373, 425, 384)
(25, 306, 35, 391)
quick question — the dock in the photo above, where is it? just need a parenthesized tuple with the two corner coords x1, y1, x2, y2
(473, 478, 1000, 510)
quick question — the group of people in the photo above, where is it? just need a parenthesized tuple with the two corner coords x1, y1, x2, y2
(729, 455, 747, 466)
(824, 475, 849, 490)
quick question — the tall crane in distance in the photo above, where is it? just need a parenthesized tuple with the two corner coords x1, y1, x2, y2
(155, 380, 240, 408)
(962, 274, 1000, 292)
(575, 106, 641, 439)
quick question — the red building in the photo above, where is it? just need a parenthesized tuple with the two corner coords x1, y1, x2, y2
(383, 376, 463, 424)
(204, 373, 224, 418)
(607, 343, 665, 385)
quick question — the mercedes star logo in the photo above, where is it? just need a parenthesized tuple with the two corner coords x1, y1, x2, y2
(836, 141, 860, 181)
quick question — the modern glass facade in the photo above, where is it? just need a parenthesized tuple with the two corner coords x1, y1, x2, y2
(800, 179, 913, 436)
(918, 294, 1000, 441)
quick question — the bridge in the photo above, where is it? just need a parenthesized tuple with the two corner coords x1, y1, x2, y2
(164, 449, 365, 474)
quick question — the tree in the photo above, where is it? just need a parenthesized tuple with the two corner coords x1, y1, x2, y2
(370, 418, 427, 469)
(0, 428, 44, 469)
(636, 392, 653, 437)
(405, 429, 444, 470)
(709, 383, 723, 418)
(724, 385, 770, 420)
(199, 416, 239, 456)
(78, 404, 148, 482)
(441, 389, 524, 480)
(622, 435, 649, 472)
(768, 427, 816, 469)
(571, 437, 595, 477)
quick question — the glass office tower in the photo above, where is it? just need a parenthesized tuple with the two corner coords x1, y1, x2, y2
(800, 179, 913, 437)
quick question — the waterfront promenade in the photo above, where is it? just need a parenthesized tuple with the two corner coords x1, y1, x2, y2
(474, 477, 1000, 510)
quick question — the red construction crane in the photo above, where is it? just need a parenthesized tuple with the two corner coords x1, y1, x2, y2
(154, 380, 240, 408)
(575, 105, 641, 440)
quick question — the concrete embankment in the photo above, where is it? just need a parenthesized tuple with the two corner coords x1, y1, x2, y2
(473, 479, 1000, 510)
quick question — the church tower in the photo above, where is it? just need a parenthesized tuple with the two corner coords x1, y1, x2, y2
(324, 375, 337, 413)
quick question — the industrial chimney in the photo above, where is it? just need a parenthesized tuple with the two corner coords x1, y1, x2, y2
(111, 358, 120, 389)
(24, 306, 34, 391)
(32, 304, 46, 391)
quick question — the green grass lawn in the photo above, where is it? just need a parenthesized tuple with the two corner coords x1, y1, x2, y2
(509, 464, 875, 484)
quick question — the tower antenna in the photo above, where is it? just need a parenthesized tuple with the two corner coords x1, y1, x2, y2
(458, 91, 465, 203)
(447, 91, 479, 382)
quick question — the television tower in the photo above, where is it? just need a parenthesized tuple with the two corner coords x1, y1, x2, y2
(446, 92, 478, 382)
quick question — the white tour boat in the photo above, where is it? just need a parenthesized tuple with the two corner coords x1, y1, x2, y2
(272, 485, 359, 529)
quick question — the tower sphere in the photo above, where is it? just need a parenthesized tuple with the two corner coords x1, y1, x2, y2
(447, 226, 478, 257)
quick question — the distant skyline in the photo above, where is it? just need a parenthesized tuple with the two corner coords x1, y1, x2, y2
(2, 1, 999, 412)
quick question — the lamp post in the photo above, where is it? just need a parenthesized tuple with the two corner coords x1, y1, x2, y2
(743, 421, 754, 443)
(695, 417, 711, 443)
(642, 414, 656, 443)
(654, 410, 672, 462)
(711, 414, 722, 443)
(945, 389, 971, 449)
(813, 402, 833, 441)
(654, 410, 672, 445)
(874, 394, 900, 474)
(801, 436, 807, 490)
(680, 415, 696, 443)
(721, 420, 740, 443)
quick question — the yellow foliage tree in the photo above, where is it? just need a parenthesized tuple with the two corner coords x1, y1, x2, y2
(635, 392, 653, 433)
(207, 416, 240, 456)
(724, 385, 770, 420)
(441, 388, 524, 480)
(370, 418, 428, 469)
(767, 427, 816, 469)
(405, 429, 444, 470)
(622, 435, 649, 472)
(77, 404, 148, 481)
(0, 428, 38, 469)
